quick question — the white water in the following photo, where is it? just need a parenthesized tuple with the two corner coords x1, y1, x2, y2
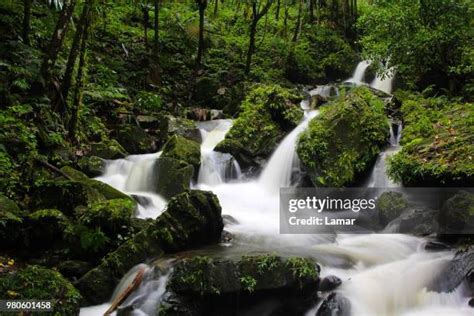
(96, 152, 167, 219)
(197, 119, 241, 186)
(367, 123, 402, 188)
(259, 110, 319, 194)
(346, 60, 395, 94)
(346, 60, 370, 84)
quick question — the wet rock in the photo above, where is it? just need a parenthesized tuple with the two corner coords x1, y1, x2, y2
(57, 260, 92, 281)
(297, 87, 389, 187)
(221, 230, 233, 243)
(158, 115, 201, 144)
(77, 156, 105, 177)
(161, 135, 201, 171)
(0, 265, 82, 315)
(26, 209, 69, 248)
(223, 214, 239, 225)
(469, 298, 474, 307)
(76, 190, 223, 305)
(319, 275, 342, 292)
(429, 249, 474, 295)
(90, 139, 127, 159)
(377, 191, 409, 226)
(424, 241, 451, 251)
(391, 206, 439, 236)
(316, 293, 351, 316)
(115, 124, 156, 154)
(155, 157, 194, 199)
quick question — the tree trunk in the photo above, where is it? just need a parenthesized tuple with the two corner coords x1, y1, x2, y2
(292, 0, 303, 42)
(40, 0, 77, 85)
(214, 0, 218, 16)
(22, 0, 31, 46)
(143, 3, 149, 49)
(60, 0, 91, 113)
(275, 0, 280, 20)
(245, 19, 257, 74)
(153, 0, 160, 55)
(196, 0, 207, 67)
(69, 16, 90, 142)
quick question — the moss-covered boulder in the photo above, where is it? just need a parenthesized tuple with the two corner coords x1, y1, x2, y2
(388, 93, 474, 186)
(90, 139, 127, 159)
(158, 114, 201, 144)
(439, 191, 474, 234)
(26, 209, 69, 247)
(161, 135, 201, 171)
(215, 84, 304, 168)
(31, 180, 105, 216)
(76, 190, 223, 305)
(115, 124, 156, 154)
(0, 265, 82, 315)
(297, 87, 389, 187)
(77, 156, 105, 177)
(0, 195, 25, 249)
(76, 198, 135, 235)
(155, 157, 194, 199)
(377, 191, 409, 225)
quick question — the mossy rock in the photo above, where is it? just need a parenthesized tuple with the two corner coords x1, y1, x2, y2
(387, 93, 474, 186)
(440, 191, 474, 234)
(0, 195, 25, 249)
(168, 255, 319, 296)
(215, 84, 303, 168)
(158, 115, 201, 144)
(161, 135, 201, 171)
(0, 265, 82, 315)
(297, 87, 389, 187)
(60, 166, 132, 201)
(76, 190, 223, 305)
(57, 260, 92, 281)
(90, 139, 127, 159)
(26, 209, 70, 247)
(155, 157, 194, 199)
(75, 198, 135, 235)
(116, 124, 156, 154)
(377, 192, 408, 225)
(77, 156, 105, 177)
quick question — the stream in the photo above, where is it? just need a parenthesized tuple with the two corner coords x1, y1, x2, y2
(80, 63, 472, 316)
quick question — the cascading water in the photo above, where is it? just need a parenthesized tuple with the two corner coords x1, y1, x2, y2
(197, 119, 241, 186)
(259, 110, 319, 194)
(346, 60, 370, 84)
(367, 122, 403, 188)
(96, 152, 167, 219)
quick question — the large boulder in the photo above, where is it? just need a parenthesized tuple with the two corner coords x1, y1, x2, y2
(0, 265, 82, 315)
(115, 124, 156, 154)
(90, 139, 127, 159)
(157, 115, 201, 144)
(161, 135, 201, 171)
(388, 93, 474, 186)
(297, 87, 389, 187)
(76, 190, 223, 305)
(25, 209, 69, 248)
(159, 255, 319, 316)
(317, 292, 351, 316)
(155, 157, 194, 199)
(377, 191, 409, 226)
(215, 84, 304, 168)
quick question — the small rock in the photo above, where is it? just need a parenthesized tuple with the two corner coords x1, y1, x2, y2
(221, 230, 232, 243)
(469, 298, 474, 307)
(424, 241, 450, 251)
(223, 214, 239, 225)
(319, 275, 342, 292)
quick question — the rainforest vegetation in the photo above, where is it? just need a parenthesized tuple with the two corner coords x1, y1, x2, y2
(0, 0, 473, 314)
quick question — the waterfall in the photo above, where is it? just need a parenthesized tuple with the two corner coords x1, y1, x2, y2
(346, 60, 370, 84)
(371, 67, 395, 94)
(367, 123, 402, 188)
(96, 152, 167, 219)
(309, 85, 339, 99)
(197, 119, 241, 186)
(259, 110, 319, 193)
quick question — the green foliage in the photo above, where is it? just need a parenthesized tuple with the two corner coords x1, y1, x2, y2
(388, 93, 474, 185)
(0, 265, 82, 315)
(136, 91, 163, 112)
(297, 87, 389, 186)
(239, 275, 257, 293)
(358, 0, 473, 96)
(161, 135, 201, 169)
(285, 257, 319, 280)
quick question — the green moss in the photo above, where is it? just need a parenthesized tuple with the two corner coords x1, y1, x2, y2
(155, 157, 194, 199)
(297, 87, 389, 187)
(0, 195, 25, 248)
(441, 191, 474, 233)
(239, 275, 257, 293)
(0, 265, 82, 315)
(90, 139, 127, 159)
(285, 257, 319, 281)
(77, 156, 105, 177)
(116, 124, 156, 154)
(216, 84, 304, 166)
(377, 192, 408, 225)
(161, 135, 201, 170)
(388, 93, 474, 186)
